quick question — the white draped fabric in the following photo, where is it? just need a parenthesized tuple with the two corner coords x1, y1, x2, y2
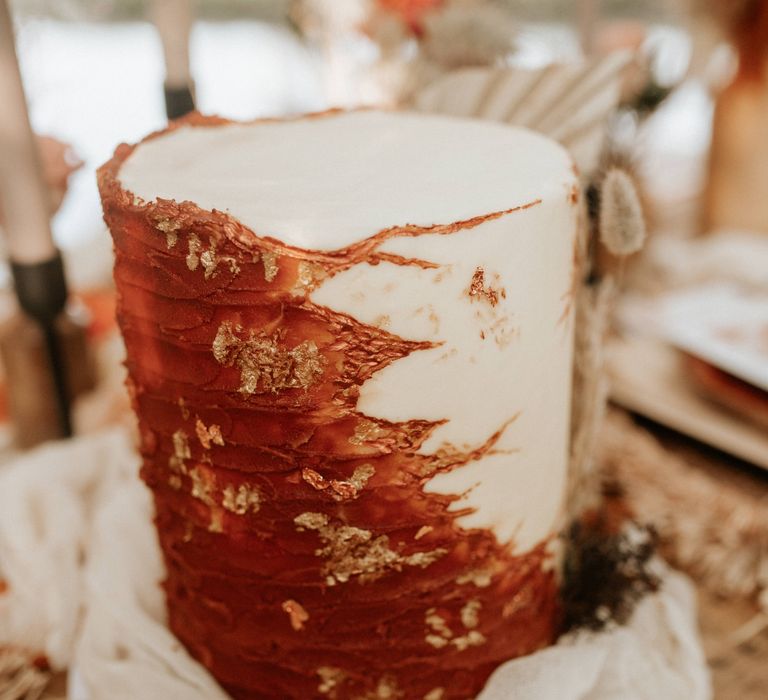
(0, 431, 710, 700)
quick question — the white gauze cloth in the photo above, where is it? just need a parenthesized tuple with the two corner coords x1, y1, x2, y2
(0, 430, 711, 700)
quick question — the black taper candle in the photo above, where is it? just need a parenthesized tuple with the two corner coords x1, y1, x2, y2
(151, 0, 196, 121)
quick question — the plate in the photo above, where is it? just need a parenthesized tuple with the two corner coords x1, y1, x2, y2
(619, 284, 768, 392)
(608, 335, 768, 471)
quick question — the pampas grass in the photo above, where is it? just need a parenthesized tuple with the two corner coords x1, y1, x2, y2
(600, 410, 768, 603)
(599, 167, 646, 257)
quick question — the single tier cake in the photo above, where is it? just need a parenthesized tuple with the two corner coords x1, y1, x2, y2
(98, 110, 580, 700)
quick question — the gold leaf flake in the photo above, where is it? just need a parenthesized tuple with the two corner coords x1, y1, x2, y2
(200, 247, 218, 280)
(302, 467, 330, 491)
(195, 418, 225, 449)
(211, 322, 235, 365)
(424, 690, 445, 700)
(222, 483, 260, 515)
(186, 234, 202, 271)
(451, 630, 486, 651)
(328, 464, 375, 501)
(172, 430, 191, 460)
(425, 609, 452, 640)
(460, 600, 481, 629)
(425, 634, 449, 649)
(467, 266, 502, 307)
(318, 667, 346, 696)
(208, 508, 224, 533)
(188, 465, 225, 533)
(348, 463, 375, 489)
(290, 339, 326, 389)
(404, 550, 445, 568)
(424, 605, 486, 652)
(169, 430, 191, 473)
(414, 526, 433, 540)
(168, 474, 182, 490)
(281, 599, 309, 631)
(154, 218, 180, 249)
(456, 569, 493, 588)
(294, 513, 446, 585)
(178, 397, 190, 420)
(295, 512, 330, 531)
(189, 467, 216, 506)
(154, 218, 179, 234)
(262, 250, 279, 282)
(293, 260, 327, 294)
(354, 676, 402, 700)
(301, 465, 373, 500)
(212, 321, 325, 394)
(349, 420, 387, 446)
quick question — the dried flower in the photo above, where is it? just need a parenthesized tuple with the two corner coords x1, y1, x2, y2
(376, 0, 443, 35)
(599, 167, 645, 256)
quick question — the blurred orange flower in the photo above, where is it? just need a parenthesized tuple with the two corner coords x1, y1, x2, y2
(376, 0, 443, 35)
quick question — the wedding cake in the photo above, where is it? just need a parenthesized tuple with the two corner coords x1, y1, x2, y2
(98, 110, 580, 700)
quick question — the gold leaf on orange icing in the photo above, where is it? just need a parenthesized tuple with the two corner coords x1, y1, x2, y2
(294, 512, 445, 585)
(212, 321, 325, 394)
(424, 689, 445, 700)
(169, 429, 191, 473)
(303, 464, 376, 501)
(414, 526, 433, 540)
(348, 420, 387, 446)
(424, 603, 486, 651)
(189, 466, 216, 506)
(354, 676, 402, 700)
(455, 569, 493, 588)
(200, 246, 218, 279)
(186, 233, 202, 271)
(460, 600, 482, 629)
(195, 418, 225, 449)
(281, 599, 309, 631)
(317, 666, 346, 696)
(222, 483, 260, 515)
(153, 217, 180, 249)
(261, 249, 279, 282)
(293, 260, 327, 294)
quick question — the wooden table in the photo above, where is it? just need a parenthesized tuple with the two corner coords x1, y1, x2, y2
(636, 417, 768, 700)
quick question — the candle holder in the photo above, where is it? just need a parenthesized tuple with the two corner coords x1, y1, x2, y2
(0, 302, 95, 448)
(164, 82, 196, 121)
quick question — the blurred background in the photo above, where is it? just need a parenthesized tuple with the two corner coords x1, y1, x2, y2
(5, 0, 712, 255)
(1, 0, 767, 697)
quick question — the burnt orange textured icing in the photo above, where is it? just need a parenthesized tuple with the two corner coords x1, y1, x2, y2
(98, 112, 561, 700)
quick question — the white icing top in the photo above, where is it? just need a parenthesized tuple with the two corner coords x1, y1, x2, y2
(119, 110, 573, 250)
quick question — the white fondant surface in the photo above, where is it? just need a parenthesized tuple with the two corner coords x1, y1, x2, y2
(312, 199, 576, 550)
(119, 111, 573, 251)
(121, 110, 578, 551)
